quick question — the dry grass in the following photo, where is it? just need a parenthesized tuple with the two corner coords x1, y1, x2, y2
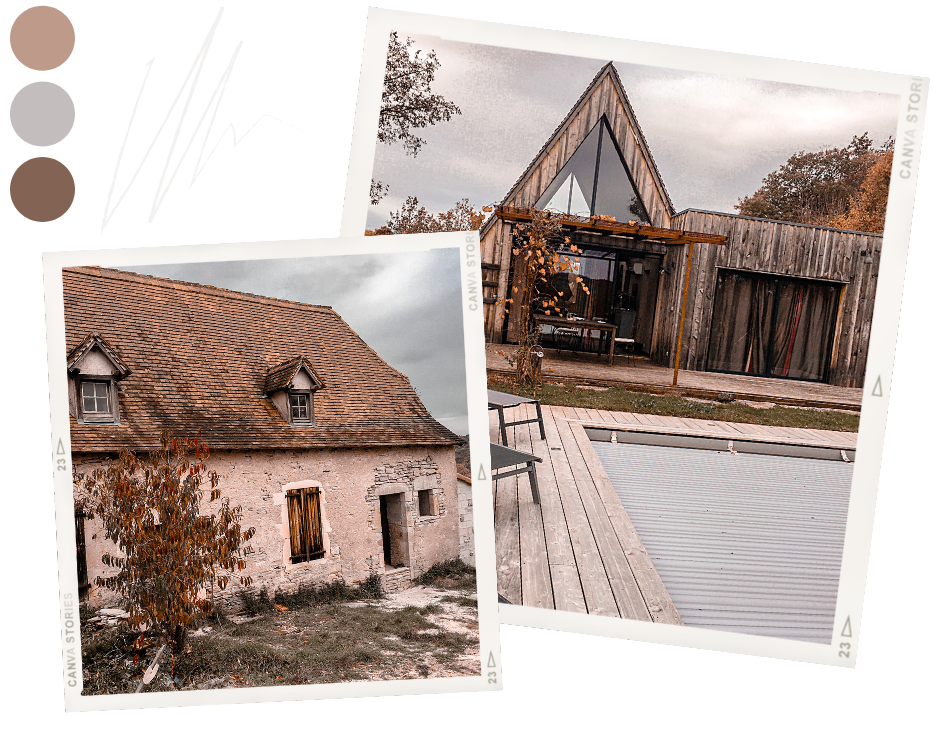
(488, 376, 859, 433)
(79, 564, 479, 694)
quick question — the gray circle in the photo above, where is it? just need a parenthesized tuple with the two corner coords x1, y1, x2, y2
(10, 82, 75, 146)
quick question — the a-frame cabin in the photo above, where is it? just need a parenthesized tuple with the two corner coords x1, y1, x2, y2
(480, 63, 881, 388)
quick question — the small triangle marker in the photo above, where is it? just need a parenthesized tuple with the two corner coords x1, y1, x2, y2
(841, 616, 852, 638)
(871, 376, 883, 397)
(487, 651, 496, 668)
(477, 464, 487, 481)
(56, 438, 65, 455)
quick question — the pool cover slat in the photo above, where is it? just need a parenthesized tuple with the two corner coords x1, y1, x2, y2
(591, 441, 852, 644)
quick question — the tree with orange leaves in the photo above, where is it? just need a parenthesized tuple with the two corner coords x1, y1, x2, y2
(507, 210, 588, 385)
(830, 149, 893, 234)
(76, 432, 255, 653)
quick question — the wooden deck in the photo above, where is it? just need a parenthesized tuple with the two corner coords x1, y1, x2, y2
(487, 344, 863, 411)
(492, 403, 858, 621)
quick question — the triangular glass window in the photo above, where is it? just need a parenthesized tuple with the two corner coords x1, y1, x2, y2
(594, 121, 650, 223)
(542, 175, 591, 216)
(534, 115, 650, 224)
(535, 122, 599, 218)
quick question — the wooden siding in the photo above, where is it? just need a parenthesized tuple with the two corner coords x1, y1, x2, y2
(480, 218, 513, 342)
(656, 211, 882, 388)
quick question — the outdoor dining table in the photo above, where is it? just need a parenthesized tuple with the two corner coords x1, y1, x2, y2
(533, 314, 619, 365)
(487, 388, 546, 446)
(490, 442, 542, 504)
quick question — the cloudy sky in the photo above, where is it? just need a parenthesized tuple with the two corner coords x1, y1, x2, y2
(367, 34, 901, 229)
(120, 246, 470, 435)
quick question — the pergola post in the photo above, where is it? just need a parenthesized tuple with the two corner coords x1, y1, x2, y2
(672, 241, 694, 387)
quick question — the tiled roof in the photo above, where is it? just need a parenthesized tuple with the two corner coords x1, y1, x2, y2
(63, 267, 462, 453)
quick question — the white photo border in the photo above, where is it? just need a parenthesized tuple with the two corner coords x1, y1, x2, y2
(43, 232, 502, 710)
(340, 9, 929, 667)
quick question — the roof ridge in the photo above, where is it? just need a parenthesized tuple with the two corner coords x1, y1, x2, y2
(604, 65, 675, 216)
(63, 266, 336, 314)
(495, 61, 614, 212)
(483, 61, 676, 238)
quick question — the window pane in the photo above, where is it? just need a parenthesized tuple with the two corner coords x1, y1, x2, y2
(290, 393, 309, 420)
(769, 280, 839, 381)
(707, 271, 775, 375)
(591, 123, 650, 223)
(535, 121, 600, 218)
(548, 252, 615, 320)
(81, 381, 110, 414)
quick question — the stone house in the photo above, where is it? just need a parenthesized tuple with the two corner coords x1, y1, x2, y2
(481, 62, 882, 387)
(65, 267, 464, 604)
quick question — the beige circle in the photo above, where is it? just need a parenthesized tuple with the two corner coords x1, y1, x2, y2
(10, 6, 75, 71)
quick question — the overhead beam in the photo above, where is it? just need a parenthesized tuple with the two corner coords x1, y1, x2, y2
(496, 207, 729, 246)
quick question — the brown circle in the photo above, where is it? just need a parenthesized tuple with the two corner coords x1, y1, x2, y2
(10, 157, 74, 221)
(10, 7, 75, 71)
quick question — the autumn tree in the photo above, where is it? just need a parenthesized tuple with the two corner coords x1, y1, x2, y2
(830, 149, 893, 233)
(506, 210, 587, 385)
(370, 32, 461, 206)
(75, 432, 255, 653)
(736, 134, 892, 227)
(366, 197, 486, 235)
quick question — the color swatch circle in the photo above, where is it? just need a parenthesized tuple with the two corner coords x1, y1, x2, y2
(11, 82, 75, 146)
(10, 6, 74, 71)
(10, 157, 74, 221)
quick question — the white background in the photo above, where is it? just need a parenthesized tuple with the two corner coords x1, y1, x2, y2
(1, 0, 945, 745)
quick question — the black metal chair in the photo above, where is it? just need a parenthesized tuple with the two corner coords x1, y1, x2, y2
(554, 327, 581, 354)
(490, 442, 542, 504)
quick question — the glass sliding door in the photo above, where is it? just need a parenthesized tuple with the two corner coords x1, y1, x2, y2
(547, 250, 616, 321)
(706, 270, 840, 382)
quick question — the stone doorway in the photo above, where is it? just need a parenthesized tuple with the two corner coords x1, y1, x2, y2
(379, 493, 409, 569)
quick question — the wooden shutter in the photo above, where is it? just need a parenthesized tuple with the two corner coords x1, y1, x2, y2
(288, 487, 324, 563)
(75, 511, 89, 599)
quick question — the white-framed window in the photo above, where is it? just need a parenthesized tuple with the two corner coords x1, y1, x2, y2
(77, 379, 117, 423)
(289, 391, 312, 423)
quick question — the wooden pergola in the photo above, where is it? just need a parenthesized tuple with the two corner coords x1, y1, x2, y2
(494, 206, 729, 385)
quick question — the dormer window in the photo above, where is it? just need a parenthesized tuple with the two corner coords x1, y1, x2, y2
(80, 381, 113, 422)
(289, 391, 311, 423)
(66, 333, 130, 425)
(263, 355, 324, 426)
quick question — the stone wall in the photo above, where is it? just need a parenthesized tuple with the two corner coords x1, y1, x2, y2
(74, 444, 459, 609)
(457, 476, 476, 565)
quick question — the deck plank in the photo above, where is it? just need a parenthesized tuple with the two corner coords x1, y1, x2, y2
(568, 421, 684, 625)
(545, 413, 619, 617)
(557, 417, 651, 620)
(532, 407, 587, 613)
(493, 456, 522, 605)
(513, 406, 555, 610)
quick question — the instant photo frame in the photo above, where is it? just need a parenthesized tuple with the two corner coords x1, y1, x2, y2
(342, 8, 928, 667)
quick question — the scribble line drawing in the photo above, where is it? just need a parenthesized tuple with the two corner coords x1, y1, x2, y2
(101, 8, 291, 230)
